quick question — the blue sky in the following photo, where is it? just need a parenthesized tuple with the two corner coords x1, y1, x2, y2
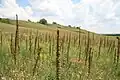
(0, 0, 120, 34)
(72, 0, 80, 4)
(16, 0, 29, 7)
(16, 0, 80, 7)
(16, 0, 80, 6)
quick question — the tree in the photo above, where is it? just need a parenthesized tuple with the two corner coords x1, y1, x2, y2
(39, 18, 47, 25)
(28, 19, 31, 22)
(76, 26, 81, 29)
(76, 27, 79, 29)
(52, 22, 57, 24)
(68, 25, 72, 27)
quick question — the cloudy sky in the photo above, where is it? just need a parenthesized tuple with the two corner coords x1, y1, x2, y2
(0, 0, 120, 34)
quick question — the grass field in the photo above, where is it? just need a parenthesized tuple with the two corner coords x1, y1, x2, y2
(0, 20, 119, 80)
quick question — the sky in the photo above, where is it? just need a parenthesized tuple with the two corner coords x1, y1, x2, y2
(0, 0, 120, 34)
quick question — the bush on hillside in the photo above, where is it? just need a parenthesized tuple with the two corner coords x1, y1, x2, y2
(68, 25, 72, 27)
(76, 27, 80, 29)
(52, 22, 57, 24)
(38, 18, 47, 25)
(0, 18, 10, 24)
(28, 19, 31, 22)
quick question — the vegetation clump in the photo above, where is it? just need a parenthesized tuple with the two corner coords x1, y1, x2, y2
(68, 25, 72, 27)
(0, 18, 10, 24)
(38, 18, 47, 25)
(52, 22, 57, 24)
(28, 19, 31, 22)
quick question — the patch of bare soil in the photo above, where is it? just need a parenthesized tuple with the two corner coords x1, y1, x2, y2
(70, 58, 84, 64)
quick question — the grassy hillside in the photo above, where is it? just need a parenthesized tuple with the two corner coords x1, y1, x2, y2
(0, 19, 93, 35)
(0, 19, 119, 80)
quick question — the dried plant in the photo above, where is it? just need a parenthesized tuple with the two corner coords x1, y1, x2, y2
(49, 34, 52, 56)
(88, 47, 92, 76)
(104, 37, 106, 48)
(29, 31, 32, 54)
(92, 33, 94, 46)
(56, 30, 60, 80)
(26, 36, 28, 51)
(85, 32, 90, 65)
(0, 31, 3, 49)
(34, 31, 38, 55)
(78, 28, 81, 61)
(10, 33, 14, 55)
(116, 37, 120, 67)
(98, 37, 102, 58)
(14, 14, 19, 64)
(114, 48, 117, 64)
(33, 48, 42, 76)
(67, 33, 71, 63)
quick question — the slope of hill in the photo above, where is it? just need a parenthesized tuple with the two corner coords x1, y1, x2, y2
(0, 19, 94, 36)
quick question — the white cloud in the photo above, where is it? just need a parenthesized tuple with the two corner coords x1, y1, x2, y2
(0, 0, 33, 20)
(28, 0, 120, 33)
(28, 0, 74, 25)
(1, 0, 120, 33)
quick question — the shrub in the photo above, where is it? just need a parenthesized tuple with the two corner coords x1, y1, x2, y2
(0, 18, 10, 24)
(76, 27, 80, 29)
(39, 18, 47, 25)
(52, 22, 57, 24)
(28, 19, 31, 22)
(68, 25, 72, 27)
